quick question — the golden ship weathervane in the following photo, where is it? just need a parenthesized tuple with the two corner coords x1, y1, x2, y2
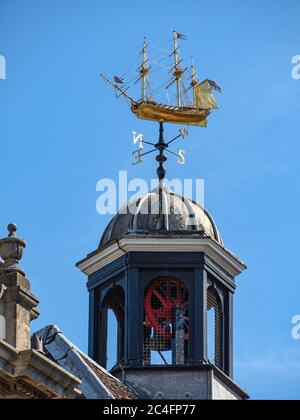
(100, 30, 221, 128)
(100, 31, 221, 179)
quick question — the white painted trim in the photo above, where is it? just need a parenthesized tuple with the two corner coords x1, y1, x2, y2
(77, 237, 246, 277)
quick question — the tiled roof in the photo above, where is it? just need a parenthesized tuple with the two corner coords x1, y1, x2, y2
(80, 353, 135, 399)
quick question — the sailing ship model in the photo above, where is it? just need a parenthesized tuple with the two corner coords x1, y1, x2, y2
(100, 31, 221, 127)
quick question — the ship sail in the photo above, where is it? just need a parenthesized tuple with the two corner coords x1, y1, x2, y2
(194, 79, 218, 110)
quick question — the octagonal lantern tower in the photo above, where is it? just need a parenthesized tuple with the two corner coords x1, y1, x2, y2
(77, 185, 249, 400)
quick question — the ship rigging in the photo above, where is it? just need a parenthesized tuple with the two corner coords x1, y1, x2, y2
(100, 31, 221, 127)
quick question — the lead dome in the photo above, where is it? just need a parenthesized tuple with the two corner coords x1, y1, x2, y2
(100, 186, 222, 247)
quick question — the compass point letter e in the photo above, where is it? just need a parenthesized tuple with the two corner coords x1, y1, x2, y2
(132, 149, 143, 165)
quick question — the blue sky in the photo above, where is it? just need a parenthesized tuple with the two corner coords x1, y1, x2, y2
(1, 0, 300, 399)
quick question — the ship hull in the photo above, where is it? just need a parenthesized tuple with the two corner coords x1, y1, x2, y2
(131, 102, 209, 127)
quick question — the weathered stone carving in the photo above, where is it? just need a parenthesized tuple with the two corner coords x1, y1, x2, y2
(0, 224, 26, 275)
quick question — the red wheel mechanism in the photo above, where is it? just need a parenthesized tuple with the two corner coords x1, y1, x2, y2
(145, 277, 189, 342)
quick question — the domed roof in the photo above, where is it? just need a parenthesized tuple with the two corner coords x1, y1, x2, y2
(100, 186, 222, 247)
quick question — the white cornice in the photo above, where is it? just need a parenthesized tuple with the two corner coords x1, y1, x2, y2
(77, 237, 246, 278)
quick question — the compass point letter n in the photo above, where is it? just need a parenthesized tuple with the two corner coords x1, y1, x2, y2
(132, 131, 144, 149)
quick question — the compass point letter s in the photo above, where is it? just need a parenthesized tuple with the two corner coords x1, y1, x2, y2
(177, 149, 186, 165)
(292, 55, 300, 80)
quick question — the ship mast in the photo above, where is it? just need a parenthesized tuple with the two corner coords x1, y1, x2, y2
(191, 57, 197, 107)
(173, 30, 183, 107)
(139, 37, 149, 101)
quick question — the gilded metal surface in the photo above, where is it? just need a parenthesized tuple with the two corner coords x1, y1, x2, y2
(131, 102, 209, 126)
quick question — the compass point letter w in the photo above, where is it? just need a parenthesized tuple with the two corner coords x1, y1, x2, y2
(179, 128, 189, 139)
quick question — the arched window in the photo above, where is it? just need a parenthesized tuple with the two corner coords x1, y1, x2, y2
(207, 305, 215, 363)
(143, 276, 189, 366)
(100, 286, 124, 370)
(207, 286, 223, 370)
(106, 309, 118, 370)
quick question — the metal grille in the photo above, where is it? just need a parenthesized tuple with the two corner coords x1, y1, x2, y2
(207, 286, 223, 370)
(101, 286, 125, 370)
(143, 276, 189, 365)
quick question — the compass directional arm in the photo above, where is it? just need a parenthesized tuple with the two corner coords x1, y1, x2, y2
(167, 133, 181, 146)
(131, 122, 186, 172)
(142, 141, 156, 147)
(139, 148, 157, 158)
(164, 148, 181, 158)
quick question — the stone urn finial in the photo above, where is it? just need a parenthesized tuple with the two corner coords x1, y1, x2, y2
(0, 223, 26, 275)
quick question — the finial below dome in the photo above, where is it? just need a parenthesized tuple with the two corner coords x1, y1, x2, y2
(7, 223, 17, 237)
